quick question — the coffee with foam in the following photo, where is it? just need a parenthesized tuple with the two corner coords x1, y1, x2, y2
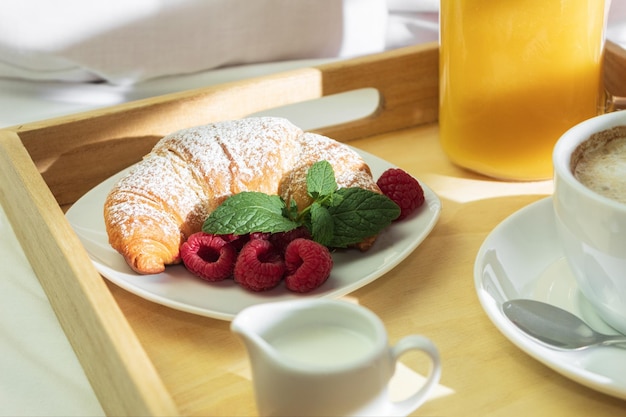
(572, 126, 626, 205)
(554, 112, 626, 336)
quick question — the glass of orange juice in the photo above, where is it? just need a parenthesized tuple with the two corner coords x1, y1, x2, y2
(439, 0, 609, 180)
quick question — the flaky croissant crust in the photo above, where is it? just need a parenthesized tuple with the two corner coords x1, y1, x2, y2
(104, 117, 380, 274)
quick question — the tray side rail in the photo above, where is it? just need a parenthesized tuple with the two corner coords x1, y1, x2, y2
(605, 40, 626, 98)
(0, 131, 180, 416)
(11, 42, 439, 208)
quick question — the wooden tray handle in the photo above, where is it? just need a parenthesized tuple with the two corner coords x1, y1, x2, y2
(12, 42, 439, 208)
(10, 41, 626, 208)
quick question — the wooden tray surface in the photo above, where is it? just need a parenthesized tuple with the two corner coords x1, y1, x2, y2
(0, 42, 438, 416)
(1, 41, 625, 416)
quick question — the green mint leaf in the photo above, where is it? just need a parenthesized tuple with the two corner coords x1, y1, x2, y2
(284, 198, 299, 221)
(310, 202, 334, 246)
(326, 191, 344, 207)
(202, 191, 299, 235)
(307, 160, 337, 199)
(326, 188, 400, 248)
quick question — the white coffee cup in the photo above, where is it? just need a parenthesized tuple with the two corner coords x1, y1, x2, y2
(231, 299, 441, 417)
(553, 110, 626, 334)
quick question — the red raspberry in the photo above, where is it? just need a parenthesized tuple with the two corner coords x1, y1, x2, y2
(222, 233, 249, 252)
(376, 168, 425, 220)
(180, 233, 236, 281)
(249, 231, 271, 240)
(269, 226, 312, 253)
(222, 232, 269, 253)
(234, 239, 285, 291)
(284, 238, 333, 293)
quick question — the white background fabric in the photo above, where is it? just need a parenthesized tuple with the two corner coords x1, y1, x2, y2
(0, 0, 399, 84)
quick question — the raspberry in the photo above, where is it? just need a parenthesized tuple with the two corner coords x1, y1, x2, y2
(249, 231, 271, 241)
(180, 233, 236, 281)
(269, 226, 312, 253)
(284, 238, 333, 293)
(376, 168, 425, 220)
(222, 233, 249, 252)
(234, 239, 285, 291)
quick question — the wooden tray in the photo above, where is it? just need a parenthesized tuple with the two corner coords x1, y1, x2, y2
(0, 41, 624, 416)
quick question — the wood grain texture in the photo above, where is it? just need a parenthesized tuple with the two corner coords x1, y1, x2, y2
(605, 40, 626, 98)
(0, 131, 179, 416)
(11, 42, 438, 209)
(0, 41, 625, 416)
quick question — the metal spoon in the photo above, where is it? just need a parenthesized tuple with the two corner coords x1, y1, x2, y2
(502, 299, 626, 350)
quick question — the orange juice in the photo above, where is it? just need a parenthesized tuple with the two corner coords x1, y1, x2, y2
(439, 0, 607, 180)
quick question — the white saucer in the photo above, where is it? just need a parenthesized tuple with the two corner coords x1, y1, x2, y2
(474, 197, 626, 400)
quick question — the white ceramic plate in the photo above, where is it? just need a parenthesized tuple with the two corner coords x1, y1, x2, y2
(66, 148, 441, 321)
(475, 197, 626, 400)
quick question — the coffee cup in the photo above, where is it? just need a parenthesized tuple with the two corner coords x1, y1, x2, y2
(231, 299, 442, 417)
(553, 110, 626, 334)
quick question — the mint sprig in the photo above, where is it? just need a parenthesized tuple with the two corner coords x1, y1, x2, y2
(306, 159, 337, 199)
(202, 192, 298, 234)
(202, 161, 400, 247)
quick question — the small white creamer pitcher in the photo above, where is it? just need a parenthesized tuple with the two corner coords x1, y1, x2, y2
(231, 299, 442, 417)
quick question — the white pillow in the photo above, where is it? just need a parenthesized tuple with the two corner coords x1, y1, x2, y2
(0, 0, 388, 84)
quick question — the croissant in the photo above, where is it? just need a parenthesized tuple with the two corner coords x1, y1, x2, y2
(104, 117, 381, 274)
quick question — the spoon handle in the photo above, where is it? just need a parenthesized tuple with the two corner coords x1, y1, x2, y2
(502, 299, 626, 350)
(600, 336, 626, 348)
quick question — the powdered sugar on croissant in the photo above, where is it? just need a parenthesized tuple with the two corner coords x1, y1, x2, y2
(104, 117, 380, 274)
